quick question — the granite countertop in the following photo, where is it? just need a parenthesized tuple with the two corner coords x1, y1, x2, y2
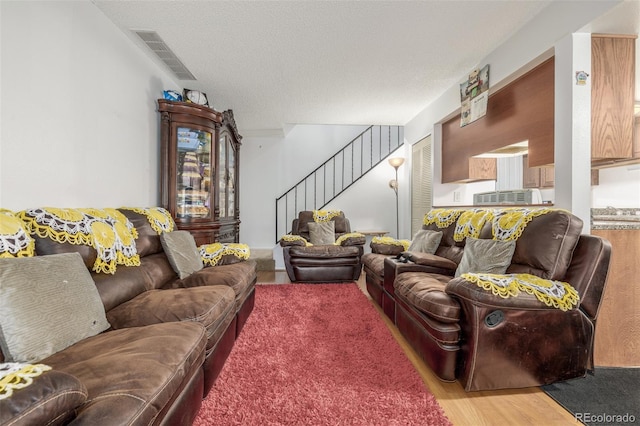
(591, 207, 640, 230)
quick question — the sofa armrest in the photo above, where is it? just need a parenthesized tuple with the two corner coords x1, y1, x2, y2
(279, 235, 309, 247)
(400, 252, 457, 275)
(446, 273, 580, 311)
(370, 237, 409, 255)
(335, 232, 366, 247)
(0, 368, 87, 426)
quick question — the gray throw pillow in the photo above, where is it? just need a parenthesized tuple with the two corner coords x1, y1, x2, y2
(308, 221, 335, 245)
(160, 230, 204, 279)
(455, 238, 516, 278)
(0, 252, 111, 363)
(407, 230, 443, 254)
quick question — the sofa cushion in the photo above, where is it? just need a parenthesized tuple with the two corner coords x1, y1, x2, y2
(105, 286, 235, 351)
(118, 209, 165, 257)
(179, 260, 257, 312)
(394, 272, 461, 323)
(295, 210, 348, 237)
(362, 252, 388, 278)
(454, 237, 516, 278)
(0, 366, 87, 426)
(160, 231, 203, 279)
(308, 221, 336, 245)
(407, 230, 443, 254)
(42, 322, 206, 426)
(0, 253, 111, 363)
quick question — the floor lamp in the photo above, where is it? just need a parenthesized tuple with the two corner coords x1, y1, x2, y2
(388, 157, 405, 238)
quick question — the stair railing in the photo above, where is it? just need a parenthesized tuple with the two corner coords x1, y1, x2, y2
(275, 125, 403, 242)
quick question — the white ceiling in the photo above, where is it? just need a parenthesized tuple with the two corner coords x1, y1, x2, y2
(93, 0, 640, 135)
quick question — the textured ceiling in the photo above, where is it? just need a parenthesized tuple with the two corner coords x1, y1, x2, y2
(92, 0, 633, 135)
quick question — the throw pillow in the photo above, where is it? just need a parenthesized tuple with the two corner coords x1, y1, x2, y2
(160, 230, 204, 279)
(454, 237, 516, 278)
(407, 230, 443, 254)
(0, 252, 111, 363)
(308, 221, 335, 245)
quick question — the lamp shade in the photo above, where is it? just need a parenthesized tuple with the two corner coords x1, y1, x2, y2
(388, 157, 405, 169)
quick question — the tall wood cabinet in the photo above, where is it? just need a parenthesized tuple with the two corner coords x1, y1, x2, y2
(158, 99, 241, 245)
(591, 34, 636, 162)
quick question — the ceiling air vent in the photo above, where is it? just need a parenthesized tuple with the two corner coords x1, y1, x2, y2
(133, 30, 196, 81)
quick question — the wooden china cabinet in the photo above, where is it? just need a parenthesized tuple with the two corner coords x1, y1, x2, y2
(158, 99, 242, 245)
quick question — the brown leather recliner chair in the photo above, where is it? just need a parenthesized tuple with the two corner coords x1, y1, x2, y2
(280, 211, 365, 283)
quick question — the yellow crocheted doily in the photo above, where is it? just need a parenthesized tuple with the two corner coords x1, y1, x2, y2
(280, 234, 311, 246)
(491, 208, 552, 241)
(423, 209, 463, 228)
(200, 243, 250, 266)
(335, 232, 365, 245)
(460, 272, 579, 311)
(454, 209, 494, 242)
(19, 207, 140, 274)
(0, 363, 51, 400)
(371, 236, 410, 250)
(120, 207, 175, 234)
(312, 210, 341, 223)
(0, 209, 35, 258)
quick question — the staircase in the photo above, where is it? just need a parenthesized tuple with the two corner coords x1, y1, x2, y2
(275, 125, 404, 241)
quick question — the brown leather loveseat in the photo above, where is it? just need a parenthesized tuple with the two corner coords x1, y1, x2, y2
(0, 207, 257, 425)
(362, 207, 611, 391)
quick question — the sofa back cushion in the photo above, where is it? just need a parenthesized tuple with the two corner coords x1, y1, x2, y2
(505, 210, 583, 280)
(118, 209, 165, 257)
(293, 211, 350, 241)
(426, 222, 465, 265)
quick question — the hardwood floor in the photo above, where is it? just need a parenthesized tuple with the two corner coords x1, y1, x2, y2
(256, 270, 579, 425)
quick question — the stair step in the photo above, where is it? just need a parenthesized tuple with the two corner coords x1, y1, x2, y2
(250, 249, 275, 272)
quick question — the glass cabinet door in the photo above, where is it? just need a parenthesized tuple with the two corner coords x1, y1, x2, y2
(176, 127, 212, 219)
(219, 134, 228, 218)
(218, 132, 237, 219)
(228, 143, 235, 217)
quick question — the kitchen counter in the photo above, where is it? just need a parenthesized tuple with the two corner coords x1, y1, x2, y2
(591, 207, 640, 230)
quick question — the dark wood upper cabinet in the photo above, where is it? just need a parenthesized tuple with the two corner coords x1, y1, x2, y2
(158, 100, 241, 245)
(442, 58, 555, 183)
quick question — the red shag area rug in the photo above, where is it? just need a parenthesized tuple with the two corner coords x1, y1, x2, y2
(194, 283, 451, 426)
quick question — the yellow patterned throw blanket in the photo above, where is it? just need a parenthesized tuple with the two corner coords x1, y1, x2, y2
(312, 210, 342, 223)
(371, 236, 411, 250)
(461, 272, 579, 311)
(0, 363, 51, 400)
(425, 207, 553, 242)
(19, 207, 140, 274)
(453, 209, 494, 242)
(200, 243, 250, 266)
(335, 232, 365, 246)
(280, 234, 312, 246)
(120, 207, 175, 234)
(0, 209, 35, 258)
(423, 208, 463, 228)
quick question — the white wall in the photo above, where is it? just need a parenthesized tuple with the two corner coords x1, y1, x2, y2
(240, 124, 407, 249)
(0, 1, 179, 210)
(592, 165, 640, 208)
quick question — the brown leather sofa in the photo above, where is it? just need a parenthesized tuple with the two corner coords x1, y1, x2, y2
(0, 207, 257, 425)
(279, 211, 365, 283)
(362, 208, 612, 391)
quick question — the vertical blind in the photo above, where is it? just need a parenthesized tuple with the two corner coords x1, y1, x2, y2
(411, 135, 432, 238)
